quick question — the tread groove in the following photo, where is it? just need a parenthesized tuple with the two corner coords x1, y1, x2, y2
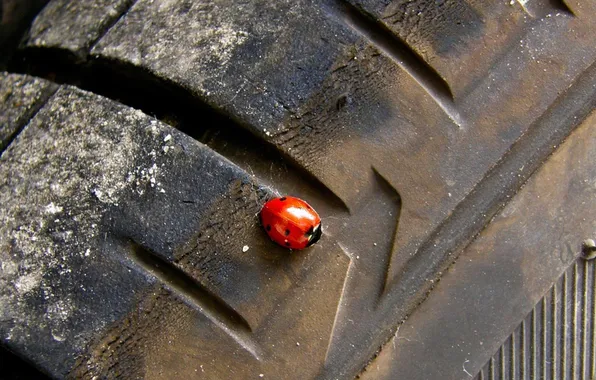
(325, 0, 463, 127)
(371, 168, 402, 299)
(87, 0, 137, 55)
(520, 319, 526, 379)
(531, 308, 536, 380)
(562, 269, 568, 380)
(510, 334, 515, 380)
(8, 52, 350, 213)
(542, 296, 547, 380)
(552, 284, 557, 380)
(127, 242, 262, 360)
(0, 81, 57, 155)
(572, 264, 577, 380)
(0, 0, 50, 69)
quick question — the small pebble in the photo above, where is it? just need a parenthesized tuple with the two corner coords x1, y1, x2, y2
(242, 245, 250, 252)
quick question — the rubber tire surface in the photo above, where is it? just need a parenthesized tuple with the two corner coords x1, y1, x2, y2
(1, 0, 596, 379)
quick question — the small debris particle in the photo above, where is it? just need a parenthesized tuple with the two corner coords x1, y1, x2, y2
(259, 375, 264, 378)
(582, 239, 596, 260)
(296, 342, 300, 346)
(164, 134, 172, 142)
(45, 202, 63, 214)
(242, 245, 250, 252)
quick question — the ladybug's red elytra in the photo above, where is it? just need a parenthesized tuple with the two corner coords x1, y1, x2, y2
(260, 196, 322, 250)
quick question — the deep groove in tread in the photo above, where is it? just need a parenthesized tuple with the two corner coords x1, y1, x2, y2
(371, 168, 402, 299)
(0, 0, 50, 69)
(8, 49, 349, 213)
(325, 0, 463, 127)
(127, 241, 262, 360)
(0, 345, 49, 380)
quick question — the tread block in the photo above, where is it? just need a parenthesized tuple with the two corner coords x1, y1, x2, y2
(92, 0, 359, 133)
(0, 72, 56, 152)
(0, 84, 350, 378)
(1, 85, 173, 376)
(26, 0, 133, 54)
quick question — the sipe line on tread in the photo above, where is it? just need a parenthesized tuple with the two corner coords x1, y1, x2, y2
(0, 81, 57, 154)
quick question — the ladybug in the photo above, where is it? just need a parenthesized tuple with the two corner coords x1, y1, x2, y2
(260, 196, 322, 250)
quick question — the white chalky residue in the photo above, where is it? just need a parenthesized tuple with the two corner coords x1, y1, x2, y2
(14, 271, 43, 293)
(44, 202, 63, 214)
(93, 1, 256, 92)
(0, 87, 179, 350)
(207, 27, 249, 66)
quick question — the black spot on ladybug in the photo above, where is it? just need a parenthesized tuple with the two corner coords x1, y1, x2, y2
(280, 197, 287, 201)
(285, 242, 291, 247)
(266, 225, 271, 231)
(285, 229, 290, 236)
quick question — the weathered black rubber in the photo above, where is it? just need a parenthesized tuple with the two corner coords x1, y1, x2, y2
(475, 258, 596, 380)
(359, 90, 596, 379)
(1, 0, 595, 378)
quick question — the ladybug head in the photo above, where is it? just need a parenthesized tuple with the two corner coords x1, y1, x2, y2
(306, 224, 322, 247)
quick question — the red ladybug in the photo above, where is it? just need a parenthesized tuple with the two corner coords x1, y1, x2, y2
(260, 196, 322, 250)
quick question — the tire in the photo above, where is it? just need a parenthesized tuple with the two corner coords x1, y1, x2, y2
(1, 0, 595, 379)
